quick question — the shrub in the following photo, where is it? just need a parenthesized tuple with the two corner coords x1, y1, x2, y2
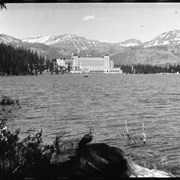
(0, 126, 55, 177)
(0, 106, 54, 178)
(0, 95, 20, 106)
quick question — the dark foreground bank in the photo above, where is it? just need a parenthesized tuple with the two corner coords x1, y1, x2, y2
(0, 126, 175, 179)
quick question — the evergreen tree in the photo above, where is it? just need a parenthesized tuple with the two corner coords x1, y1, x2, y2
(0, 43, 46, 76)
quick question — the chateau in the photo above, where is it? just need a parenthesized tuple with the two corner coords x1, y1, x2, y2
(71, 54, 122, 74)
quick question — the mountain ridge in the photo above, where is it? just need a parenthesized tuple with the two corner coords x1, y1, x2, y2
(2, 30, 180, 65)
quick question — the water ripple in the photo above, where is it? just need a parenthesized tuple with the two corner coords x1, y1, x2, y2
(1, 74, 180, 167)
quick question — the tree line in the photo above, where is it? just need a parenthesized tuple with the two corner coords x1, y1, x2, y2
(116, 64, 180, 74)
(0, 43, 46, 76)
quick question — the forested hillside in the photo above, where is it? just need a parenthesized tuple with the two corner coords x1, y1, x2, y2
(0, 43, 46, 75)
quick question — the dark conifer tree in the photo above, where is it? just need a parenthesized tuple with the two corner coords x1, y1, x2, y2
(0, 43, 46, 76)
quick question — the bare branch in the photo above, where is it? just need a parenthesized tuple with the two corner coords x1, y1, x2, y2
(0, 2, 7, 10)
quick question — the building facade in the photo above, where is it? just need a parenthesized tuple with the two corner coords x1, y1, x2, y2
(56, 58, 66, 67)
(71, 54, 122, 74)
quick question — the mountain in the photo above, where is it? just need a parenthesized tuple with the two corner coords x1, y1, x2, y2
(2, 30, 180, 65)
(111, 45, 180, 66)
(110, 30, 180, 65)
(21, 34, 116, 59)
(144, 30, 180, 48)
(22, 34, 104, 53)
(0, 34, 52, 56)
(22, 34, 100, 46)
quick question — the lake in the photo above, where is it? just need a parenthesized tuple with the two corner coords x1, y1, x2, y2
(1, 73, 180, 171)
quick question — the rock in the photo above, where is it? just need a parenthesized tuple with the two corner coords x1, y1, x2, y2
(130, 162, 175, 177)
(70, 143, 130, 178)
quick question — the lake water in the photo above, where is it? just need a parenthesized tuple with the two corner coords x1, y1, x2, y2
(1, 73, 180, 171)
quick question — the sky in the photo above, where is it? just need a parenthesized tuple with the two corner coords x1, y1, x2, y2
(1, 3, 180, 43)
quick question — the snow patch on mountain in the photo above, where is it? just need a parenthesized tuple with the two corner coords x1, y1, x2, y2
(71, 39, 80, 53)
(118, 39, 142, 47)
(22, 35, 55, 44)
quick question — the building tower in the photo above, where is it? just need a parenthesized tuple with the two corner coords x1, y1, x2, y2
(72, 54, 79, 70)
(104, 54, 110, 73)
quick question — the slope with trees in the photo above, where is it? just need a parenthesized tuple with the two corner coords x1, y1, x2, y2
(0, 43, 46, 76)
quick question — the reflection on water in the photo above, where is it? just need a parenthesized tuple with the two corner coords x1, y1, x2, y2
(1, 73, 180, 167)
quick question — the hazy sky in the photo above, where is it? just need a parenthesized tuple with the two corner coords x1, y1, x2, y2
(1, 3, 180, 43)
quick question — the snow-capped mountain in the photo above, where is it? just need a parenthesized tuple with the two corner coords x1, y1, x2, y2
(118, 39, 143, 47)
(22, 34, 102, 53)
(144, 30, 180, 48)
(22, 33, 100, 45)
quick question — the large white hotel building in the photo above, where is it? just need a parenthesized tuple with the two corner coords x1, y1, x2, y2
(71, 54, 122, 74)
